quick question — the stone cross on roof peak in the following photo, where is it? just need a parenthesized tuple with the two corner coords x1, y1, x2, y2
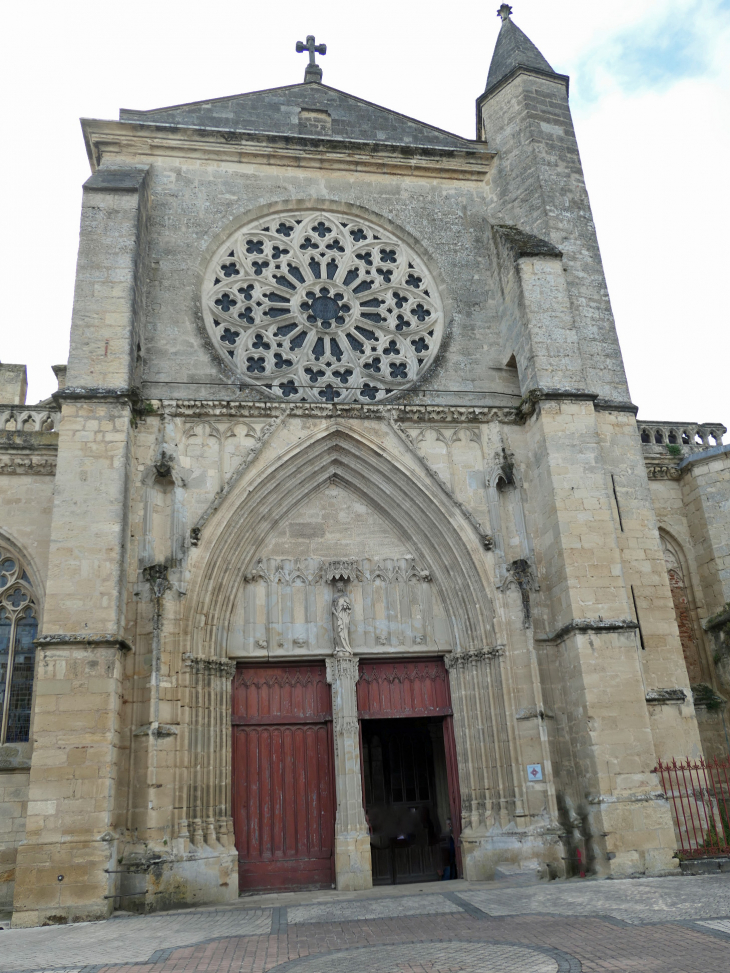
(296, 35, 327, 84)
(498, 4, 513, 21)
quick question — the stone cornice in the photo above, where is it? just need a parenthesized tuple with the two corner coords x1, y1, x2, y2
(56, 386, 141, 405)
(82, 118, 496, 182)
(477, 66, 570, 108)
(153, 399, 522, 424)
(518, 387, 598, 420)
(0, 432, 58, 449)
(0, 453, 57, 475)
(679, 443, 730, 471)
(36, 634, 133, 651)
(594, 398, 640, 415)
(536, 618, 639, 644)
(645, 688, 687, 705)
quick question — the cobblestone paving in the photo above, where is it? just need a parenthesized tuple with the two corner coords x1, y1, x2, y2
(0, 910, 271, 971)
(2, 876, 730, 973)
(287, 894, 463, 924)
(265, 941, 567, 972)
(460, 874, 730, 923)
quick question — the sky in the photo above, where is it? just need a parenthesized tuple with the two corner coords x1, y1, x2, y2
(1, 0, 728, 428)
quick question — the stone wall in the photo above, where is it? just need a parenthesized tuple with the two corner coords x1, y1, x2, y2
(3, 55, 728, 922)
(647, 445, 730, 758)
(0, 771, 29, 909)
(0, 436, 57, 910)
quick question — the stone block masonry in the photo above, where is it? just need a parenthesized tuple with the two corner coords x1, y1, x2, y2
(2, 7, 728, 924)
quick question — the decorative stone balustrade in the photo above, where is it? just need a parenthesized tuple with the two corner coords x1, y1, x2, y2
(0, 407, 59, 434)
(638, 420, 726, 452)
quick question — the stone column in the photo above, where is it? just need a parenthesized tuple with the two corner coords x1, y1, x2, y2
(325, 653, 372, 891)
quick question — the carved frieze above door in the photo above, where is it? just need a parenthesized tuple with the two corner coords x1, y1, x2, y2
(229, 556, 452, 657)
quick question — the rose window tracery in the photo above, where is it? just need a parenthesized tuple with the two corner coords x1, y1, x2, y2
(202, 210, 444, 402)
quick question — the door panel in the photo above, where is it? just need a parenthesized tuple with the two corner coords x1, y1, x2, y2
(232, 664, 335, 891)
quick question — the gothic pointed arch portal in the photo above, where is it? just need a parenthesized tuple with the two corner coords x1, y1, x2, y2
(181, 425, 518, 889)
(186, 426, 497, 658)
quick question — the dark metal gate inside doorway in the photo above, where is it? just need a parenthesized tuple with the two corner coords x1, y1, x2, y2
(357, 658, 462, 883)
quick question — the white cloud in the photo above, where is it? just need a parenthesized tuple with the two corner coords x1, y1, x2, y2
(0, 0, 727, 429)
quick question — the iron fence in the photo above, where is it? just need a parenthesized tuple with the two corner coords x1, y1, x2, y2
(655, 756, 730, 858)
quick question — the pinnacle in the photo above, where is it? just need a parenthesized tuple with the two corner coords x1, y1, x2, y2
(485, 6, 556, 94)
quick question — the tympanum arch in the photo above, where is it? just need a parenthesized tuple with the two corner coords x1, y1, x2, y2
(184, 426, 496, 658)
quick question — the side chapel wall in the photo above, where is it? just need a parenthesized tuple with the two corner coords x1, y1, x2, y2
(647, 466, 730, 758)
(0, 486, 54, 908)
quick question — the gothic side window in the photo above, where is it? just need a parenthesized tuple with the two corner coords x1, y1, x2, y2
(662, 535, 703, 685)
(0, 550, 38, 743)
(201, 209, 445, 403)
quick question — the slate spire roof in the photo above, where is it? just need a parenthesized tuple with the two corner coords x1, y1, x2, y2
(485, 5, 557, 94)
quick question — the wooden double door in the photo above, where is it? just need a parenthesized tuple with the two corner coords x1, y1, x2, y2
(232, 663, 335, 891)
(232, 657, 461, 892)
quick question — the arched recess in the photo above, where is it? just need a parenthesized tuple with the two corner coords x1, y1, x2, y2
(177, 426, 524, 848)
(184, 425, 496, 659)
(660, 529, 706, 685)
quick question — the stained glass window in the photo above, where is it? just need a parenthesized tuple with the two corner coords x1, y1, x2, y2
(0, 551, 38, 744)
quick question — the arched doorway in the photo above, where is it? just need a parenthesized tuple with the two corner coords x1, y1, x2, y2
(183, 425, 512, 891)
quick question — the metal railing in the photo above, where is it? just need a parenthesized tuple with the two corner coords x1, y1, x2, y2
(655, 756, 730, 858)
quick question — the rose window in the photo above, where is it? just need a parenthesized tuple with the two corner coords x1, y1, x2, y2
(202, 210, 444, 402)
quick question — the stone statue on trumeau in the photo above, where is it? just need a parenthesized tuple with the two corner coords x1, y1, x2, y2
(331, 581, 353, 656)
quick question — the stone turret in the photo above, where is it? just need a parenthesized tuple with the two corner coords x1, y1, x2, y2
(0, 364, 27, 405)
(480, 5, 629, 404)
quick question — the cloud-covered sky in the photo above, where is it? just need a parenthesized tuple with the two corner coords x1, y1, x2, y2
(1, 0, 728, 427)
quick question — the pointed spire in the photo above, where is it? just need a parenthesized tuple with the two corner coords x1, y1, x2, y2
(485, 5, 556, 94)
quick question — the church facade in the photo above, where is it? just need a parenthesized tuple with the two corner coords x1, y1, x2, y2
(1, 7, 729, 926)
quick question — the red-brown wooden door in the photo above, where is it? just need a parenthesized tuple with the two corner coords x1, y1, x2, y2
(232, 663, 335, 891)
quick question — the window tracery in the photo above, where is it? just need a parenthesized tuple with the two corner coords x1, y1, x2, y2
(202, 210, 444, 402)
(0, 550, 38, 743)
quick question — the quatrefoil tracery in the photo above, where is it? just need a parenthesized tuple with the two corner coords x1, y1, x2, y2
(202, 210, 444, 402)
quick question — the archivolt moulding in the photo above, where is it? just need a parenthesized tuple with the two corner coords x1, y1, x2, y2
(184, 426, 496, 660)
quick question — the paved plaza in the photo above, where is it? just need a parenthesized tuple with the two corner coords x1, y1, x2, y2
(2, 875, 730, 973)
